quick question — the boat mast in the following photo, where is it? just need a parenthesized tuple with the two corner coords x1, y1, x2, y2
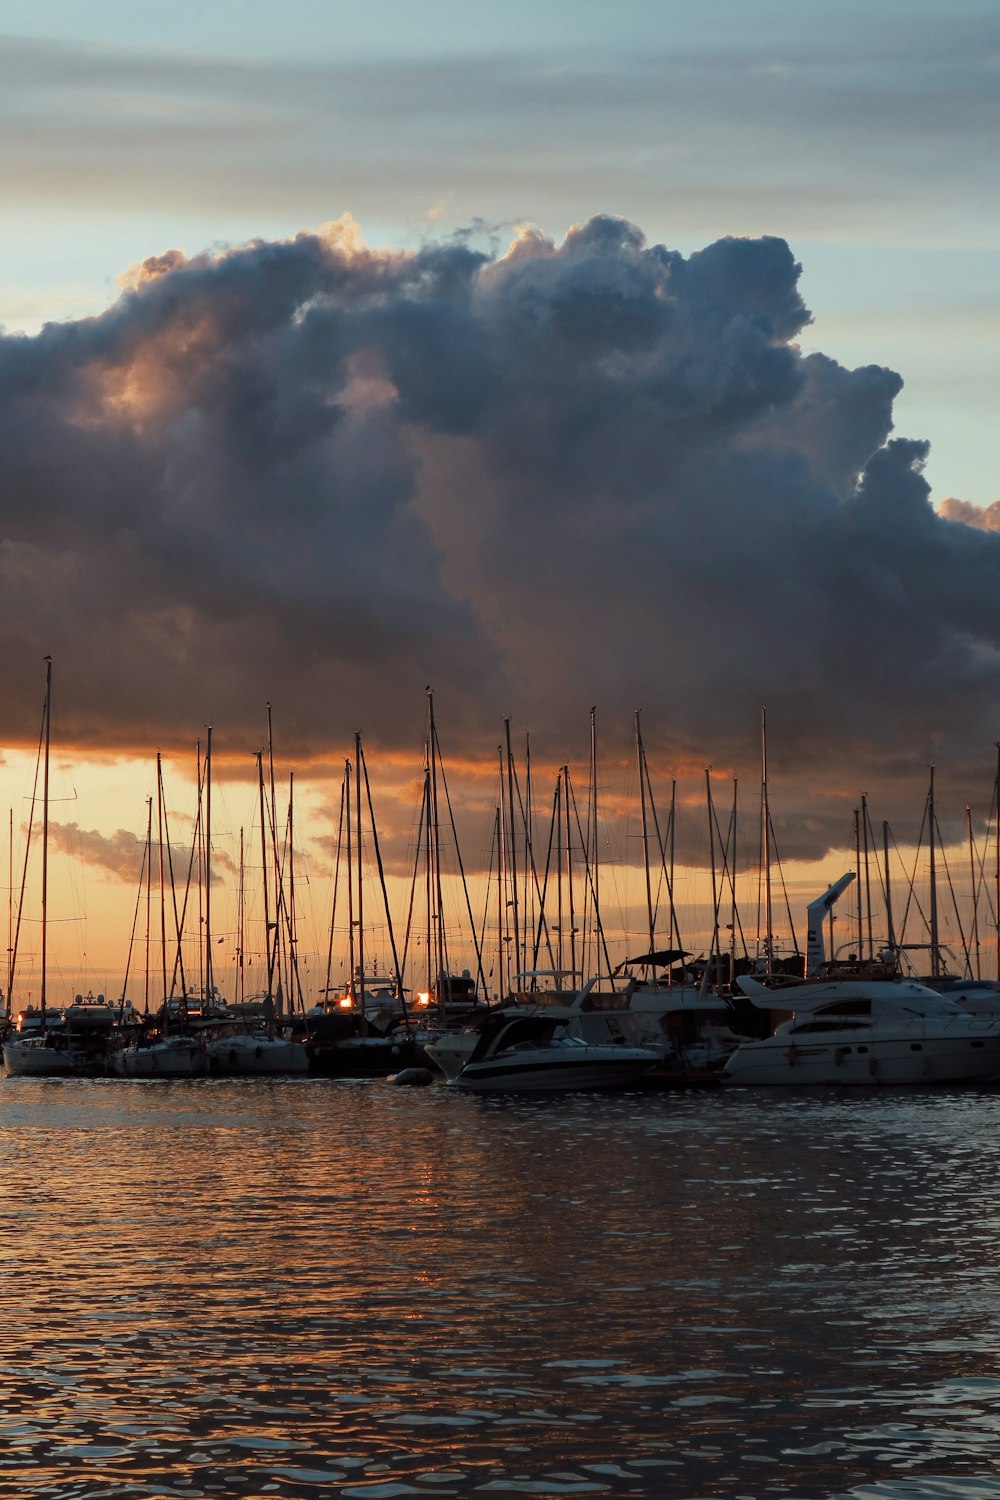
(968, 804, 981, 980)
(257, 751, 275, 1004)
(40, 656, 51, 1020)
(883, 820, 896, 955)
(5, 807, 11, 1015)
(287, 771, 304, 1012)
(143, 796, 152, 1016)
(853, 806, 862, 960)
(204, 725, 213, 1005)
(236, 826, 245, 1007)
(345, 758, 355, 1003)
(565, 766, 577, 985)
(636, 711, 656, 982)
(427, 689, 446, 1001)
(995, 743, 1000, 982)
(861, 793, 874, 962)
(928, 765, 940, 980)
(590, 707, 599, 982)
(495, 804, 505, 999)
(354, 733, 364, 1013)
(504, 718, 520, 988)
(730, 777, 738, 988)
(760, 707, 773, 974)
(157, 752, 168, 1024)
(703, 767, 719, 995)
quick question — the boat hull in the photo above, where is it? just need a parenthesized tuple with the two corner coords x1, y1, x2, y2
(206, 1035, 309, 1076)
(109, 1038, 208, 1078)
(723, 1030, 1000, 1086)
(451, 1048, 656, 1093)
(3, 1038, 78, 1077)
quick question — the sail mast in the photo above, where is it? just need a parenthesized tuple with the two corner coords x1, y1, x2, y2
(968, 804, 981, 980)
(504, 718, 520, 988)
(355, 733, 364, 1014)
(929, 765, 939, 979)
(204, 725, 213, 1005)
(636, 711, 656, 981)
(761, 707, 773, 974)
(40, 656, 51, 1019)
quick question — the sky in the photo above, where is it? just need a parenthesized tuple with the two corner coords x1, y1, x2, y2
(0, 0, 998, 996)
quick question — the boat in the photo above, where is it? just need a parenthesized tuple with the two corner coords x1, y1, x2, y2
(2, 661, 116, 1078)
(109, 1029, 208, 1078)
(722, 973, 1000, 1085)
(4, 995, 122, 1077)
(204, 1021, 308, 1076)
(426, 1008, 657, 1093)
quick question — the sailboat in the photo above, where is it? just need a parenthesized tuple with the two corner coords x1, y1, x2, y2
(202, 721, 307, 1075)
(298, 731, 421, 1076)
(109, 752, 209, 1078)
(4, 661, 117, 1078)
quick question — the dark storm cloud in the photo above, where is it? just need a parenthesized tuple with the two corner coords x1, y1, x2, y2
(1, 212, 998, 860)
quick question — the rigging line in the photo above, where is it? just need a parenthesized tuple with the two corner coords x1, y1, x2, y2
(529, 779, 560, 976)
(8, 688, 48, 1009)
(566, 768, 614, 981)
(641, 755, 685, 957)
(118, 811, 151, 1021)
(159, 758, 189, 1005)
(895, 794, 931, 947)
(934, 816, 970, 976)
(398, 773, 427, 984)
(360, 740, 409, 1017)
(766, 802, 800, 956)
(432, 718, 489, 1002)
(509, 751, 554, 969)
(323, 772, 347, 997)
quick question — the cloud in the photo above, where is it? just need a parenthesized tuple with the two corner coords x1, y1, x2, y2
(1, 212, 998, 864)
(1, 15, 997, 241)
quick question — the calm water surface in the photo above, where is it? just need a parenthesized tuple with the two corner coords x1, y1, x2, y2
(3, 1077, 1000, 1499)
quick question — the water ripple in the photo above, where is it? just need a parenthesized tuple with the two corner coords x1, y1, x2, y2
(5, 1080, 1000, 1495)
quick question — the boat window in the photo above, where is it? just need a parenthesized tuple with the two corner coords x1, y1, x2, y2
(790, 1020, 869, 1034)
(910, 1042, 923, 1051)
(812, 999, 872, 1018)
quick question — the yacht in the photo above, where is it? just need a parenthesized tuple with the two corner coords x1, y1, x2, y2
(4, 999, 116, 1078)
(722, 974, 1000, 1085)
(427, 1009, 657, 1093)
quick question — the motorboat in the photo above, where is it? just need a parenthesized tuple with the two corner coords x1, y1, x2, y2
(427, 1009, 657, 1093)
(3, 1000, 116, 1078)
(722, 974, 1000, 1086)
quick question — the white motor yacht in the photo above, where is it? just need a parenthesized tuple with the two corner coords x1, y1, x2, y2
(722, 974, 1000, 1086)
(428, 1010, 657, 1093)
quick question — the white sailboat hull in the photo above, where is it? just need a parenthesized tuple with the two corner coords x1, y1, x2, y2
(206, 1034, 309, 1075)
(110, 1037, 208, 1078)
(3, 1037, 77, 1077)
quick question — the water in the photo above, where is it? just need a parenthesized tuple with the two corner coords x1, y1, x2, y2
(3, 1079, 1000, 1499)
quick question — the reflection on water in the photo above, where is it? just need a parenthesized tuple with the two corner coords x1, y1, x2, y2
(3, 1080, 1000, 1497)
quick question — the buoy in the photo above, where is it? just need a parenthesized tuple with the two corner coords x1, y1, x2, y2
(391, 1067, 436, 1087)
